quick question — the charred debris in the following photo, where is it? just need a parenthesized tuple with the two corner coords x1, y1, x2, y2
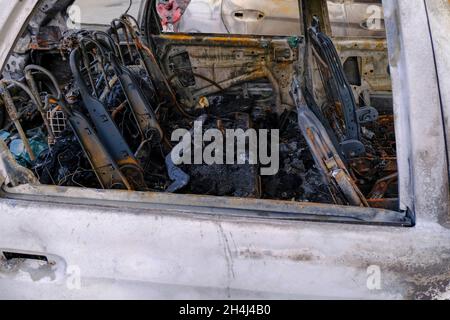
(0, 10, 398, 210)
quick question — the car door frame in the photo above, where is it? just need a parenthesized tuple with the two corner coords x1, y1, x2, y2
(0, 0, 450, 299)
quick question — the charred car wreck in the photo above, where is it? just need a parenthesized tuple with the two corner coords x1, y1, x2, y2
(0, 0, 399, 216)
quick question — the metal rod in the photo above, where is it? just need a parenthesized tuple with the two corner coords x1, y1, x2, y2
(24, 64, 63, 145)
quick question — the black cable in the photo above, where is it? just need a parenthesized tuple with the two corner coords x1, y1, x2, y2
(124, 0, 133, 15)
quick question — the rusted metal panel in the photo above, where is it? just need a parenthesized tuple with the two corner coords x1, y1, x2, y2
(334, 39, 392, 93)
(0, 187, 448, 299)
(153, 34, 300, 111)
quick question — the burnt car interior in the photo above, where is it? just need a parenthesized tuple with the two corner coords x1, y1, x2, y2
(0, 0, 407, 224)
